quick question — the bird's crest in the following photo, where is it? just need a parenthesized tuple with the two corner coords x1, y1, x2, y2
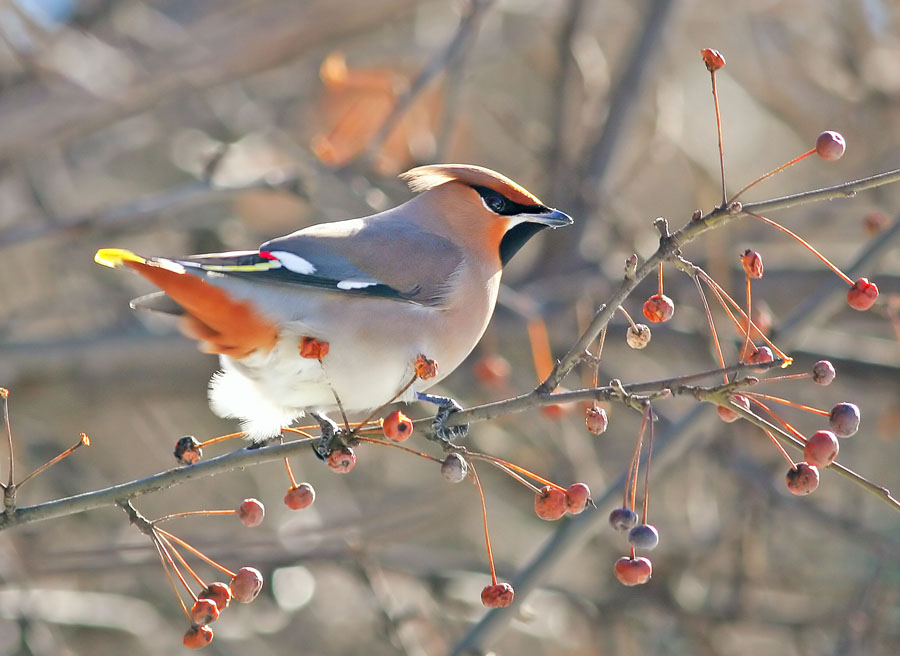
(401, 164, 543, 206)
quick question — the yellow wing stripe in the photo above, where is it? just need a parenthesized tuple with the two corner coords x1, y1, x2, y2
(199, 261, 282, 272)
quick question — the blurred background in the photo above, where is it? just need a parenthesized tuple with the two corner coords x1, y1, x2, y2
(0, 0, 899, 654)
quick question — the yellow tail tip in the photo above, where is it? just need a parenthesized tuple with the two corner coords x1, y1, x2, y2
(94, 248, 145, 268)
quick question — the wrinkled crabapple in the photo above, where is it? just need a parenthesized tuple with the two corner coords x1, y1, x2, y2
(238, 499, 265, 528)
(481, 582, 515, 608)
(829, 402, 860, 438)
(786, 462, 819, 495)
(534, 485, 567, 521)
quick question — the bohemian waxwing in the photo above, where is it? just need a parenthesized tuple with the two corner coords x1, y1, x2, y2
(94, 164, 572, 446)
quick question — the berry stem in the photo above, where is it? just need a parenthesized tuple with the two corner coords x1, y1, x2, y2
(640, 404, 655, 525)
(744, 392, 829, 417)
(657, 262, 664, 295)
(625, 414, 647, 511)
(729, 148, 816, 204)
(352, 373, 418, 436)
(469, 462, 498, 586)
(284, 457, 298, 488)
(617, 305, 638, 330)
(2, 389, 13, 489)
(763, 429, 797, 468)
(198, 431, 245, 448)
(154, 531, 196, 599)
(738, 274, 755, 363)
(746, 397, 808, 442)
(746, 211, 854, 285)
(15, 434, 90, 489)
(692, 274, 728, 383)
(152, 534, 192, 622)
(156, 528, 236, 579)
(710, 68, 727, 206)
(355, 435, 442, 464)
(468, 452, 566, 492)
(152, 509, 237, 523)
(157, 531, 206, 592)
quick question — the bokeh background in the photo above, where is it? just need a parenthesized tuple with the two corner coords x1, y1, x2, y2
(1, 1, 899, 654)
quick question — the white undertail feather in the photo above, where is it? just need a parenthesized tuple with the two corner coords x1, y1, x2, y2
(209, 368, 302, 440)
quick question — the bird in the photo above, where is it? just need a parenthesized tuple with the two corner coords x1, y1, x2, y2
(94, 164, 572, 448)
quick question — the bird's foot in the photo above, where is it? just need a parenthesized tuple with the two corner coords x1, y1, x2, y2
(416, 392, 469, 443)
(310, 412, 346, 460)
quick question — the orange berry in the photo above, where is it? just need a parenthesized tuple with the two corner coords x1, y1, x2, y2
(534, 485, 567, 521)
(174, 436, 202, 465)
(613, 556, 652, 586)
(230, 566, 264, 603)
(700, 48, 725, 72)
(381, 410, 414, 442)
(642, 293, 675, 323)
(481, 582, 514, 608)
(327, 445, 357, 473)
(190, 598, 220, 625)
(414, 354, 438, 379)
(183, 625, 214, 649)
(238, 498, 265, 527)
(299, 336, 330, 359)
(740, 249, 764, 279)
(565, 483, 591, 515)
(847, 277, 878, 311)
(284, 483, 316, 510)
(198, 582, 232, 612)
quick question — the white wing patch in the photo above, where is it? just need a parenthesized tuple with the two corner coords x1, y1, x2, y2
(270, 251, 317, 275)
(337, 280, 379, 290)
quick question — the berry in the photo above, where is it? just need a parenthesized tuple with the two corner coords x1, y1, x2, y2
(585, 405, 608, 435)
(863, 211, 888, 236)
(700, 48, 725, 72)
(786, 462, 819, 495)
(481, 582, 515, 608)
(717, 394, 750, 423)
(534, 485, 567, 521)
(829, 402, 860, 437)
(847, 277, 878, 311)
(190, 598, 220, 625)
(565, 483, 591, 515)
(740, 249, 764, 279)
(628, 524, 660, 550)
(642, 293, 675, 323)
(174, 436, 202, 465)
(440, 452, 468, 483)
(812, 360, 835, 386)
(230, 566, 264, 603)
(381, 409, 414, 442)
(328, 445, 357, 473)
(284, 483, 316, 510)
(473, 354, 511, 387)
(614, 556, 653, 586)
(815, 131, 846, 161)
(626, 323, 651, 349)
(414, 354, 438, 379)
(199, 582, 232, 612)
(238, 498, 265, 528)
(608, 507, 639, 531)
(183, 625, 214, 649)
(748, 346, 774, 370)
(804, 430, 839, 468)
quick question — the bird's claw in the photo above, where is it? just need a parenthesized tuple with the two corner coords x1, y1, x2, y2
(311, 412, 343, 460)
(416, 393, 469, 443)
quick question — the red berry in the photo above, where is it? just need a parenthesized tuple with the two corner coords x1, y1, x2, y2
(198, 582, 232, 612)
(565, 483, 591, 515)
(327, 445, 357, 473)
(440, 452, 468, 483)
(785, 462, 819, 495)
(298, 336, 330, 359)
(190, 598, 220, 625)
(481, 582, 514, 608)
(284, 483, 316, 510)
(700, 48, 725, 72)
(230, 566, 263, 603)
(614, 556, 653, 586)
(609, 507, 638, 531)
(381, 410, 413, 442)
(642, 293, 675, 323)
(748, 346, 774, 370)
(183, 625, 214, 649)
(238, 498, 265, 528)
(717, 394, 750, 423)
(829, 402, 860, 437)
(815, 130, 846, 161)
(174, 436, 203, 465)
(812, 360, 835, 386)
(534, 485, 567, 521)
(740, 249, 764, 279)
(626, 323, 651, 349)
(847, 277, 878, 311)
(804, 430, 839, 468)
(414, 354, 438, 379)
(585, 405, 608, 435)
(473, 354, 511, 387)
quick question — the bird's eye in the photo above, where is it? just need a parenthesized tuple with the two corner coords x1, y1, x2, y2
(486, 193, 506, 213)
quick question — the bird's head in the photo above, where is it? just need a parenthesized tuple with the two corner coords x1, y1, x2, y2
(400, 164, 573, 266)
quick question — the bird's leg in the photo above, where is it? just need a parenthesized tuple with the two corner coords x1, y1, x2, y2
(416, 392, 470, 443)
(311, 412, 343, 460)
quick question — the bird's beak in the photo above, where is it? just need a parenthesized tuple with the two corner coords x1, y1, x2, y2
(520, 208, 573, 228)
